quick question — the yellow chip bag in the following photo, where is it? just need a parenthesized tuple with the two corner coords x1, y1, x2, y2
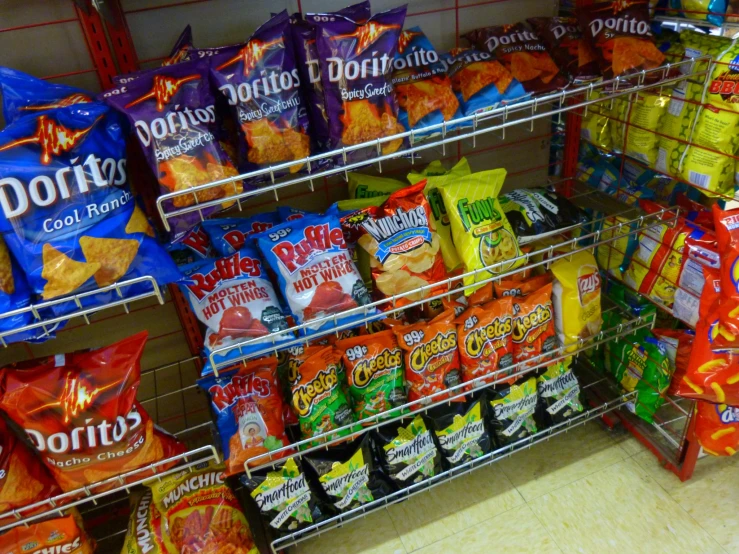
(595, 215, 636, 278)
(408, 157, 472, 272)
(348, 173, 406, 199)
(624, 92, 670, 166)
(655, 80, 703, 177)
(580, 91, 612, 151)
(609, 96, 629, 154)
(551, 251, 602, 352)
(438, 169, 524, 294)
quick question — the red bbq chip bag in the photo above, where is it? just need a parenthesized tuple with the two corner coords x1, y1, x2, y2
(527, 17, 600, 83)
(694, 400, 739, 457)
(511, 282, 557, 367)
(0, 332, 185, 493)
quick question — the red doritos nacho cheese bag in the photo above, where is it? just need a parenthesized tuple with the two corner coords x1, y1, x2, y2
(511, 282, 557, 367)
(0, 332, 185, 492)
(694, 400, 739, 457)
(0, 417, 62, 524)
(394, 309, 462, 404)
(0, 513, 94, 554)
(577, 1, 665, 81)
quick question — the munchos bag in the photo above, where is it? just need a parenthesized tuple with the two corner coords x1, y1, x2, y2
(148, 460, 258, 554)
(0, 514, 94, 554)
(311, 6, 407, 163)
(527, 17, 599, 82)
(511, 283, 557, 367)
(202, 213, 280, 256)
(255, 213, 372, 333)
(335, 330, 407, 422)
(428, 398, 491, 467)
(375, 415, 441, 487)
(394, 309, 462, 404)
(121, 490, 167, 554)
(0, 332, 185, 492)
(694, 401, 739, 457)
(200, 357, 291, 475)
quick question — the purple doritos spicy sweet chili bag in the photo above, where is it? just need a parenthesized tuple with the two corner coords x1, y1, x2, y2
(209, 11, 311, 182)
(112, 24, 194, 85)
(104, 59, 243, 241)
(309, 5, 407, 164)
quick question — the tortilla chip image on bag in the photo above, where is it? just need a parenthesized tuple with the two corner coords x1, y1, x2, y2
(428, 397, 491, 467)
(0, 513, 94, 554)
(0, 332, 185, 492)
(375, 415, 441, 487)
(439, 169, 524, 295)
(694, 401, 739, 457)
(310, 5, 407, 164)
(148, 460, 258, 554)
(527, 17, 600, 82)
(121, 490, 167, 554)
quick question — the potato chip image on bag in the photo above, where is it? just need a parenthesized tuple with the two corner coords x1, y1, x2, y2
(438, 169, 524, 295)
(0, 513, 94, 554)
(0, 332, 185, 493)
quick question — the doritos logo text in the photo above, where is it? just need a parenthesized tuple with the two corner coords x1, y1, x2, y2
(132, 104, 216, 149)
(186, 252, 262, 300)
(464, 316, 513, 358)
(457, 197, 502, 231)
(409, 331, 458, 373)
(208, 374, 271, 411)
(326, 52, 394, 84)
(512, 303, 553, 343)
(485, 28, 541, 52)
(0, 114, 95, 165)
(351, 348, 402, 388)
(217, 61, 300, 108)
(361, 206, 428, 241)
(271, 223, 346, 273)
(551, 22, 579, 40)
(393, 45, 439, 71)
(292, 366, 339, 417)
(588, 15, 651, 37)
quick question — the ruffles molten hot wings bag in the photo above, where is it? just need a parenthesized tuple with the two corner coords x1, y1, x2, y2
(0, 332, 185, 492)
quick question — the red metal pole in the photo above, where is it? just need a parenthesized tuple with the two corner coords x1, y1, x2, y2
(75, 4, 119, 89)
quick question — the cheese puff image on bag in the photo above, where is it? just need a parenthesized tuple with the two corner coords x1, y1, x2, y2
(713, 204, 739, 340)
(694, 400, 739, 456)
(0, 513, 94, 554)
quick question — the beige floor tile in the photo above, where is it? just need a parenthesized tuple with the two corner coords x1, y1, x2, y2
(387, 464, 524, 552)
(497, 421, 629, 501)
(412, 504, 563, 554)
(295, 509, 406, 554)
(530, 458, 726, 554)
(609, 428, 651, 457)
(633, 450, 739, 553)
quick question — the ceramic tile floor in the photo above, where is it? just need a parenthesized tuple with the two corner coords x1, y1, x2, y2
(294, 420, 739, 554)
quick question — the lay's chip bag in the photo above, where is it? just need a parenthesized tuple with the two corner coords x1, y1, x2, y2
(438, 169, 524, 295)
(0, 101, 180, 315)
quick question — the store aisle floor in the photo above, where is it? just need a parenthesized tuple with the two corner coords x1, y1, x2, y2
(294, 421, 739, 554)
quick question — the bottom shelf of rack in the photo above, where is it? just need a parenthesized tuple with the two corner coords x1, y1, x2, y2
(269, 362, 637, 554)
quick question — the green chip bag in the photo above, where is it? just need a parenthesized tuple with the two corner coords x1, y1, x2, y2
(624, 92, 670, 166)
(348, 173, 405, 199)
(438, 169, 524, 295)
(408, 157, 472, 272)
(486, 376, 540, 446)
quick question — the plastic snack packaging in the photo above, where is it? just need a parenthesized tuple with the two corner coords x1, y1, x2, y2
(394, 309, 462, 404)
(309, 5, 407, 164)
(551, 251, 602, 352)
(255, 213, 372, 333)
(694, 400, 739, 456)
(673, 232, 719, 328)
(149, 460, 258, 554)
(655, 80, 704, 178)
(121, 490, 167, 554)
(392, 27, 461, 136)
(580, 90, 613, 150)
(494, 273, 552, 299)
(0, 513, 94, 554)
(289, 346, 358, 445)
(208, 11, 311, 179)
(199, 357, 291, 475)
(653, 328, 695, 396)
(0, 417, 62, 525)
(0, 66, 91, 124)
(439, 169, 524, 295)
(624, 92, 670, 166)
(594, 214, 639, 278)
(375, 415, 441, 487)
(499, 188, 588, 244)
(527, 17, 600, 82)
(713, 204, 739, 338)
(0, 101, 180, 313)
(202, 213, 280, 256)
(537, 357, 585, 425)
(0, 332, 185, 492)
(511, 282, 558, 367)
(486, 376, 542, 446)
(428, 397, 492, 467)
(577, 1, 665, 82)
(277, 206, 309, 222)
(671, 0, 728, 26)
(348, 173, 405, 200)
(335, 330, 407, 422)
(407, 158, 472, 272)
(454, 297, 514, 387)
(167, 223, 214, 266)
(178, 244, 291, 373)
(304, 435, 392, 513)
(242, 456, 326, 536)
(463, 22, 568, 97)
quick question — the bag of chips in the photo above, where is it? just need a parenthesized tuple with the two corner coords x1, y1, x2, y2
(179, 245, 291, 372)
(656, 80, 704, 178)
(242, 456, 326, 536)
(149, 460, 258, 554)
(439, 169, 524, 295)
(511, 282, 557, 367)
(537, 357, 584, 425)
(310, 6, 407, 164)
(463, 22, 568, 97)
(202, 213, 280, 256)
(0, 332, 185, 492)
(394, 309, 462, 404)
(580, 91, 613, 150)
(0, 66, 91, 124)
(0, 102, 180, 313)
(166, 223, 214, 266)
(551, 251, 602, 352)
(674, 232, 719, 328)
(527, 17, 600, 82)
(671, 0, 728, 26)
(256, 213, 372, 333)
(486, 376, 542, 446)
(653, 328, 695, 396)
(0, 417, 62, 525)
(305, 435, 391, 513)
(577, 1, 665, 82)
(454, 297, 514, 387)
(375, 415, 441, 487)
(428, 397, 491, 467)
(200, 357, 291, 475)
(624, 92, 670, 166)
(0, 513, 94, 554)
(335, 330, 407, 422)
(392, 27, 461, 136)
(493, 273, 552, 299)
(348, 173, 405, 200)
(710, 204, 739, 338)
(499, 188, 588, 243)
(694, 400, 739, 456)
(121, 489, 167, 554)
(0, 236, 44, 345)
